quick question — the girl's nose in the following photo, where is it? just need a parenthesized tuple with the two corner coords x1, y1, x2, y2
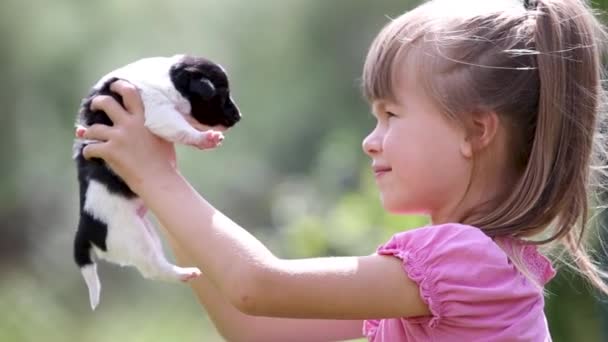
(362, 129, 382, 156)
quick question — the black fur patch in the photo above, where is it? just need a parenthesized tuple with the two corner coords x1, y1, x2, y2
(73, 77, 132, 267)
(73, 212, 108, 267)
(170, 56, 241, 127)
(77, 77, 137, 199)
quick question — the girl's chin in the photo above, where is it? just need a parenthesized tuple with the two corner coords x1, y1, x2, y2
(380, 199, 428, 215)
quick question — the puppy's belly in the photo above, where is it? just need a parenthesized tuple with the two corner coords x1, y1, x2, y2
(85, 181, 154, 266)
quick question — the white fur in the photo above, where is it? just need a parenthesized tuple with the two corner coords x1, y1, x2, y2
(83, 180, 200, 309)
(143, 101, 209, 145)
(79, 54, 214, 147)
(81, 264, 100, 310)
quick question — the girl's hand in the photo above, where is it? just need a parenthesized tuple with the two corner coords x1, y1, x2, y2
(76, 80, 178, 193)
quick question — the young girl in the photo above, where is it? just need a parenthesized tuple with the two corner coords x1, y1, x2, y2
(77, 0, 607, 340)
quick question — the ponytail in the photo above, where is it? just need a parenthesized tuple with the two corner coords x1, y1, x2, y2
(519, 0, 608, 292)
(463, 0, 608, 292)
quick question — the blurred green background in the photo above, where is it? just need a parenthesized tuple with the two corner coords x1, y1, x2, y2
(2, 0, 608, 341)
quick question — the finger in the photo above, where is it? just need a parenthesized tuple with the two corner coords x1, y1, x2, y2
(110, 80, 144, 116)
(81, 124, 115, 141)
(90, 95, 129, 124)
(82, 141, 109, 160)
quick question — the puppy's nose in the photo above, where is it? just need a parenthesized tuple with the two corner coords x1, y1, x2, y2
(231, 107, 241, 119)
(224, 100, 241, 122)
(230, 108, 241, 123)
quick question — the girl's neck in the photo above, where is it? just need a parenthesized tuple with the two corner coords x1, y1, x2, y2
(431, 150, 519, 226)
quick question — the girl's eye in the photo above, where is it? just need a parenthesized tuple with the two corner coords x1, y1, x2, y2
(386, 111, 397, 118)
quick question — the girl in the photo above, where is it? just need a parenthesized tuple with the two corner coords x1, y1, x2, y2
(77, 0, 608, 340)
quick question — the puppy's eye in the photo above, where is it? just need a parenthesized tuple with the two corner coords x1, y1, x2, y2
(189, 78, 216, 100)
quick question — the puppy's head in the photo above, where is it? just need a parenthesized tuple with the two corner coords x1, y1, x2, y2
(170, 55, 241, 128)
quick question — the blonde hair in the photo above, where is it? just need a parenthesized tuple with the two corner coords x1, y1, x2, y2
(362, 0, 608, 292)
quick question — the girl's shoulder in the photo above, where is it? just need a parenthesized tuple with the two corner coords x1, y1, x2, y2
(379, 223, 555, 286)
(378, 223, 555, 285)
(365, 223, 555, 339)
(384, 222, 493, 249)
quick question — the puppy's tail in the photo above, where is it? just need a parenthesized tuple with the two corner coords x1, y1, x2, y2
(81, 264, 101, 310)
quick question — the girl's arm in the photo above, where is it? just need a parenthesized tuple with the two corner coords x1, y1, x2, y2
(139, 169, 427, 320)
(82, 80, 430, 322)
(165, 230, 363, 342)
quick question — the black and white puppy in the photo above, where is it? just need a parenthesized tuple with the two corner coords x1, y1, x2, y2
(73, 54, 241, 310)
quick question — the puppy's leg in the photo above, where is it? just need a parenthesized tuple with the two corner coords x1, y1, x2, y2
(140, 216, 201, 282)
(135, 203, 164, 252)
(144, 104, 223, 150)
(102, 208, 201, 282)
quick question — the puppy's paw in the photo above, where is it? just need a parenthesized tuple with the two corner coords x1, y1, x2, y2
(192, 130, 224, 150)
(176, 267, 202, 282)
(75, 125, 86, 138)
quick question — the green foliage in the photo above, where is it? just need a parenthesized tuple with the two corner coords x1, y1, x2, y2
(0, 271, 223, 341)
(280, 169, 428, 258)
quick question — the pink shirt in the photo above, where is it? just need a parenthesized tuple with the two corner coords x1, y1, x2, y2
(363, 223, 555, 342)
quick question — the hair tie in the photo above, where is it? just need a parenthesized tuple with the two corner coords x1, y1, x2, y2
(524, 0, 538, 10)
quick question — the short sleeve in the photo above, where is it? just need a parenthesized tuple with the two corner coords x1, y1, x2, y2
(376, 223, 534, 328)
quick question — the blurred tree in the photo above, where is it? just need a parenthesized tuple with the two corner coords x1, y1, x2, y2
(0, 0, 33, 269)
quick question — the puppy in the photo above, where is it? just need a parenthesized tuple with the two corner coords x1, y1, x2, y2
(73, 54, 241, 310)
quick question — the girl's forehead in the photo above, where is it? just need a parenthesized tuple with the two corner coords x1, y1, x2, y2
(372, 77, 434, 114)
(389, 61, 428, 103)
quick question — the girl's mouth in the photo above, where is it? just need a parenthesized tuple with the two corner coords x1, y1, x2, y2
(373, 165, 392, 177)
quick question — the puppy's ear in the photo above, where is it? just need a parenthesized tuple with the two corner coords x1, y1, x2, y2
(189, 78, 216, 101)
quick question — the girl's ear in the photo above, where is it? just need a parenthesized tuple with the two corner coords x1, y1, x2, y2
(460, 111, 500, 159)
